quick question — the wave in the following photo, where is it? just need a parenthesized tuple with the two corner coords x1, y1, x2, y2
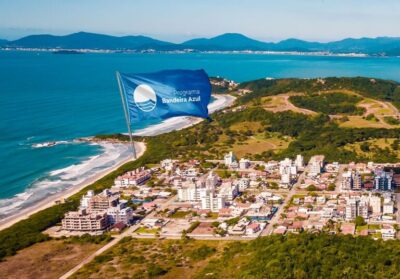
(0, 142, 131, 218)
(31, 140, 70, 149)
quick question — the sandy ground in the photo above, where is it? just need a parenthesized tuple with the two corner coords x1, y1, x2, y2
(0, 142, 146, 231)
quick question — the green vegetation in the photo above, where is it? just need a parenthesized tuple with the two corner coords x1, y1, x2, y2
(70, 238, 226, 279)
(238, 77, 400, 109)
(71, 234, 400, 279)
(2, 76, 400, 262)
(355, 216, 366, 226)
(289, 92, 365, 115)
(384, 116, 400, 125)
(195, 233, 400, 278)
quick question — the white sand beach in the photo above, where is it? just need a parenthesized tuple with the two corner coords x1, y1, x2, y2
(0, 94, 235, 231)
(0, 142, 145, 231)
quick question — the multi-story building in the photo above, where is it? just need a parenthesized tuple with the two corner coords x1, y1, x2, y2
(62, 209, 108, 232)
(345, 199, 358, 220)
(295, 154, 304, 169)
(357, 200, 369, 219)
(218, 182, 238, 201)
(374, 170, 394, 191)
(308, 155, 324, 176)
(88, 190, 119, 212)
(239, 158, 250, 169)
(160, 159, 177, 171)
(352, 171, 362, 190)
(200, 191, 226, 212)
(341, 171, 352, 190)
(224, 151, 236, 166)
(369, 195, 382, 214)
(383, 201, 394, 214)
(106, 204, 133, 225)
(114, 167, 151, 187)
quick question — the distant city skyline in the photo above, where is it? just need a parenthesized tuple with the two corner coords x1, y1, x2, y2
(1, 0, 400, 42)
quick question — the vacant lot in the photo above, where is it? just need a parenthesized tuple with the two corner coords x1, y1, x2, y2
(0, 240, 102, 279)
(70, 238, 229, 279)
(232, 133, 292, 158)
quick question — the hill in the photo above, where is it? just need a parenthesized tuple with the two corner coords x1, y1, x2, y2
(3, 32, 400, 55)
(182, 33, 274, 51)
(6, 31, 179, 50)
(0, 39, 8, 46)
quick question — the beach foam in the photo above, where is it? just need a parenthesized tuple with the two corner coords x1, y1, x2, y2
(0, 143, 131, 218)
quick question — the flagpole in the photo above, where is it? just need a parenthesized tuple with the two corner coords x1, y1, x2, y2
(116, 71, 137, 159)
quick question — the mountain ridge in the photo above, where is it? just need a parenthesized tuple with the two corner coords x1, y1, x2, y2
(3, 31, 400, 55)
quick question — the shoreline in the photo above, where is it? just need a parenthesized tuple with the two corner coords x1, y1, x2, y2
(0, 142, 146, 231)
(0, 94, 233, 231)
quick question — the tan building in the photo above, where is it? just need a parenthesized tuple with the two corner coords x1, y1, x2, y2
(62, 209, 108, 232)
(88, 193, 119, 212)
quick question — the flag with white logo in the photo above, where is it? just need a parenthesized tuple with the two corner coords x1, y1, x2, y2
(117, 69, 211, 122)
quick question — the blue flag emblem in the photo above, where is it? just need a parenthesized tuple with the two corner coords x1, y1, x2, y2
(117, 69, 211, 122)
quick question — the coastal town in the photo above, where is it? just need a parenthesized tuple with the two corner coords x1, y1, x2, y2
(47, 151, 400, 241)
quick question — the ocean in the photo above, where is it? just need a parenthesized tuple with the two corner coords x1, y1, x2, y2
(1, 51, 400, 217)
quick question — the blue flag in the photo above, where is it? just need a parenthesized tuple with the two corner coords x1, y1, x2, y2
(117, 69, 211, 122)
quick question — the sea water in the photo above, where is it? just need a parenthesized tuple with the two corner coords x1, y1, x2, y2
(1, 51, 400, 217)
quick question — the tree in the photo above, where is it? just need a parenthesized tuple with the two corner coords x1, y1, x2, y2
(327, 183, 336, 191)
(355, 216, 366, 226)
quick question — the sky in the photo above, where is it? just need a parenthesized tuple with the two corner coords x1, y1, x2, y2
(0, 0, 399, 42)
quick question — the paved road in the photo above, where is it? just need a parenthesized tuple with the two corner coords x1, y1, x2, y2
(262, 172, 307, 236)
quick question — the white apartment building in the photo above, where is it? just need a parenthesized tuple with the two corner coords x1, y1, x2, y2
(200, 191, 226, 212)
(295, 154, 304, 169)
(107, 204, 133, 225)
(236, 178, 250, 191)
(224, 151, 237, 166)
(369, 195, 382, 214)
(383, 201, 394, 214)
(218, 183, 238, 201)
(308, 155, 324, 176)
(160, 159, 177, 171)
(62, 209, 108, 232)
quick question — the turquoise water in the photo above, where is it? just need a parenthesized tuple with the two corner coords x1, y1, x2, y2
(1, 51, 400, 215)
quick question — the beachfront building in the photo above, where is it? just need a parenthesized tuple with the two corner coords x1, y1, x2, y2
(62, 209, 109, 232)
(114, 167, 151, 187)
(88, 189, 119, 212)
(106, 204, 133, 225)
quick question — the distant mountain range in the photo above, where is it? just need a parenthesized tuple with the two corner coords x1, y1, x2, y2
(1, 32, 400, 56)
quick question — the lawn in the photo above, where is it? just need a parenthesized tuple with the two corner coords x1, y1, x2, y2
(135, 227, 160, 234)
(170, 210, 192, 219)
